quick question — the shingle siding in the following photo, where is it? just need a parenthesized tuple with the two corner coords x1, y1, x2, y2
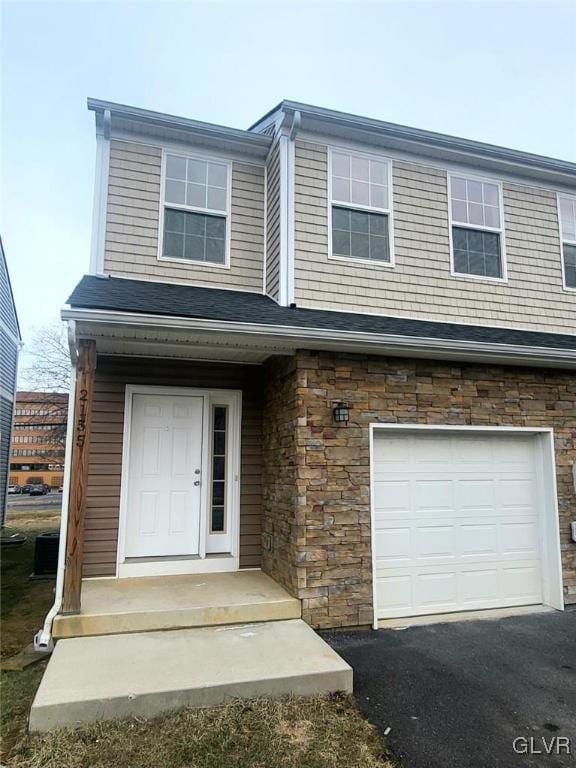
(0, 394, 14, 524)
(293, 141, 576, 334)
(0, 244, 19, 524)
(104, 140, 265, 292)
(265, 143, 281, 300)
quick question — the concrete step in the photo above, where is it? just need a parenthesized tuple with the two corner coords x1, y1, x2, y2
(30, 619, 353, 732)
(53, 571, 301, 638)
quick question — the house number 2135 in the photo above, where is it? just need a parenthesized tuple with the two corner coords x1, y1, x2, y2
(75, 389, 88, 447)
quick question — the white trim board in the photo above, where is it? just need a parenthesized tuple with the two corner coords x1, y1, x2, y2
(368, 423, 565, 630)
(117, 385, 241, 579)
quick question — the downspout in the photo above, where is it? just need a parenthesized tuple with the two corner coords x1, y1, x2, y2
(286, 110, 300, 307)
(34, 321, 78, 651)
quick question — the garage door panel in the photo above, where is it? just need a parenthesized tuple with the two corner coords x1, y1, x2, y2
(500, 521, 539, 555)
(373, 432, 545, 620)
(412, 436, 453, 463)
(456, 479, 495, 510)
(456, 438, 494, 464)
(415, 525, 456, 559)
(374, 527, 411, 561)
(502, 565, 541, 600)
(375, 517, 540, 566)
(414, 480, 454, 511)
(376, 560, 542, 619)
(460, 568, 499, 603)
(417, 571, 457, 608)
(499, 478, 536, 509)
(373, 480, 410, 514)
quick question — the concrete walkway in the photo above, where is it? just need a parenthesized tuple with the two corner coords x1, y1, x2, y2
(30, 619, 353, 732)
(324, 609, 576, 768)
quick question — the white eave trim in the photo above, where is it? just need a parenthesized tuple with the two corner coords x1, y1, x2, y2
(60, 307, 576, 368)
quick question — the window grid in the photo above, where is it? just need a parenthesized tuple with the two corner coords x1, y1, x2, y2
(452, 227, 502, 279)
(558, 195, 576, 289)
(163, 209, 226, 264)
(331, 150, 390, 212)
(210, 406, 227, 534)
(161, 152, 230, 267)
(450, 176, 501, 231)
(164, 154, 228, 215)
(332, 207, 390, 263)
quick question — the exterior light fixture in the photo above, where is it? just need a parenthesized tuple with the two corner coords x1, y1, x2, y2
(333, 402, 350, 424)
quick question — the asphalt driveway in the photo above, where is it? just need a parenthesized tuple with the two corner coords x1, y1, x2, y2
(324, 609, 576, 768)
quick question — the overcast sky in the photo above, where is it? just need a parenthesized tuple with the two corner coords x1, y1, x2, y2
(2, 0, 575, 375)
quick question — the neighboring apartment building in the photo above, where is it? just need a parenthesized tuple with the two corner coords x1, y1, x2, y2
(0, 238, 21, 524)
(56, 99, 576, 630)
(9, 391, 67, 489)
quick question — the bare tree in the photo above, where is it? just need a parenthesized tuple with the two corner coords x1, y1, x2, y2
(18, 323, 71, 457)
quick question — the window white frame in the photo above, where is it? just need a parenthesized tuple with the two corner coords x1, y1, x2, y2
(328, 146, 395, 268)
(556, 192, 576, 292)
(158, 149, 233, 270)
(448, 172, 507, 283)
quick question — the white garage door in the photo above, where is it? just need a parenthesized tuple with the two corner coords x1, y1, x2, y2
(373, 431, 546, 620)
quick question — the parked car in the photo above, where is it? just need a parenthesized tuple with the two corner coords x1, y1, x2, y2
(29, 484, 47, 496)
(21, 484, 31, 494)
(7, 484, 21, 494)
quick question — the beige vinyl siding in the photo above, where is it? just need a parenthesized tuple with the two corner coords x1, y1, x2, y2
(104, 140, 265, 291)
(294, 141, 576, 334)
(265, 144, 281, 300)
(84, 357, 263, 577)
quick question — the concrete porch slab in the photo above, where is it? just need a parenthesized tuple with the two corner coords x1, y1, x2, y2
(53, 570, 301, 638)
(30, 619, 353, 732)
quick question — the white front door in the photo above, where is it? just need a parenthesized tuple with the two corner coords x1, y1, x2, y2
(125, 394, 204, 558)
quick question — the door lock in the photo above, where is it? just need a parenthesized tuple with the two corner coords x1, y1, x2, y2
(194, 480, 201, 486)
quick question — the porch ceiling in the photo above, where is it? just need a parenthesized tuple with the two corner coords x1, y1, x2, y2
(75, 320, 294, 363)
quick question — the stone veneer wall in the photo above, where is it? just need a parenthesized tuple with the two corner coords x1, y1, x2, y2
(261, 350, 576, 629)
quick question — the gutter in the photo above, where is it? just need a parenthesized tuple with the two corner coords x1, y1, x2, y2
(279, 101, 576, 185)
(34, 322, 78, 651)
(60, 307, 576, 368)
(87, 98, 272, 155)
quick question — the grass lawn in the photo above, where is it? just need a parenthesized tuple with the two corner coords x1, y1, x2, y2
(1, 510, 393, 768)
(1, 510, 60, 761)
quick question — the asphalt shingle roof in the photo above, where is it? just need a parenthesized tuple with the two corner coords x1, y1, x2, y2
(67, 275, 576, 352)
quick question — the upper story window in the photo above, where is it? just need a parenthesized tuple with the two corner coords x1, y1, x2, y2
(449, 175, 505, 281)
(161, 152, 230, 266)
(558, 194, 576, 289)
(330, 149, 393, 265)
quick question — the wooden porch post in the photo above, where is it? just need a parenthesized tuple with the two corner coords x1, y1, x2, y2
(61, 339, 97, 615)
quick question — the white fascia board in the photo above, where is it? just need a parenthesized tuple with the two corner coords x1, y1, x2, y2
(60, 307, 576, 369)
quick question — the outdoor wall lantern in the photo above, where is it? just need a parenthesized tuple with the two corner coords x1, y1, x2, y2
(332, 402, 350, 424)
